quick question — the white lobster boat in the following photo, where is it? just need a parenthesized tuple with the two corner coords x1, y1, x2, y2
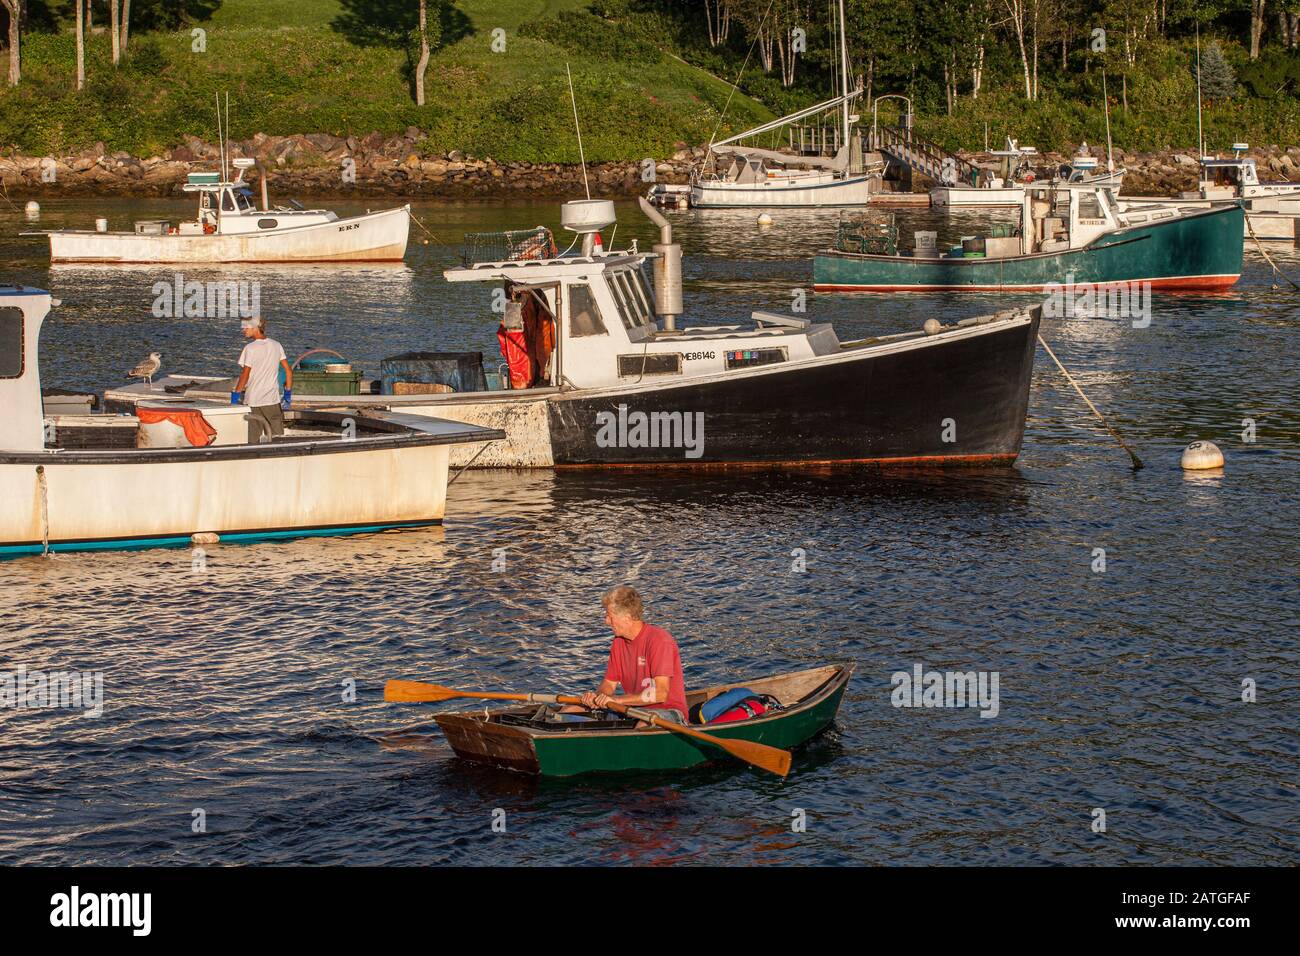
(1117, 145, 1300, 241)
(0, 285, 501, 556)
(31, 159, 410, 263)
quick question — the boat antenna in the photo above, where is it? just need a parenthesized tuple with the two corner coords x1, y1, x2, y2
(1195, 23, 1204, 159)
(565, 63, 590, 200)
(214, 92, 225, 182)
(225, 91, 231, 178)
(1101, 69, 1114, 173)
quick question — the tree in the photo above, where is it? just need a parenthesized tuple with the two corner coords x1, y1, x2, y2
(414, 0, 429, 105)
(74, 0, 85, 90)
(704, 0, 733, 47)
(1249, 0, 1266, 58)
(110, 0, 119, 64)
(0, 0, 20, 86)
(1198, 38, 1236, 98)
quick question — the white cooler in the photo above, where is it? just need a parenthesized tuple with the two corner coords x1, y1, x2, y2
(136, 401, 250, 448)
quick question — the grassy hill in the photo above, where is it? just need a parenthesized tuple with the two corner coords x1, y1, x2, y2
(0, 0, 775, 161)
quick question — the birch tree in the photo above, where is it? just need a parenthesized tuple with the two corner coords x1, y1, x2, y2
(0, 0, 19, 86)
(415, 0, 429, 105)
(75, 0, 85, 91)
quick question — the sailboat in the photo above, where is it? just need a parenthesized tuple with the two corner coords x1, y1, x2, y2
(687, 0, 881, 209)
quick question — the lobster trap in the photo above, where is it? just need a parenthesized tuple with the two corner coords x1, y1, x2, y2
(834, 214, 898, 256)
(460, 227, 558, 266)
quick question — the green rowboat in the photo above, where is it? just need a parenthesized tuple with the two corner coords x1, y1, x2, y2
(434, 663, 853, 776)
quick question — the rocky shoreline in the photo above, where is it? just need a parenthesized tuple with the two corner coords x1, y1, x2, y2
(3, 129, 1299, 199)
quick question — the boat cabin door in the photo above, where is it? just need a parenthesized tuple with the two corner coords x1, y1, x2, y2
(497, 281, 558, 390)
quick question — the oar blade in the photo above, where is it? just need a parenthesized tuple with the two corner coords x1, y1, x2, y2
(384, 679, 460, 703)
(711, 734, 792, 777)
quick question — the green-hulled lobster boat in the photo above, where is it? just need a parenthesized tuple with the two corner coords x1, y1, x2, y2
(814, 182, 1244, 292)
(434, 663, 852, 777)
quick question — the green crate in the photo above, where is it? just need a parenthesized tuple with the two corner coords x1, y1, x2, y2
(293, 370, 361, 396)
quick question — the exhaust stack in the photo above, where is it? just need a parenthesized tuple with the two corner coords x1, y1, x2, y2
(638, 197, 682, 331)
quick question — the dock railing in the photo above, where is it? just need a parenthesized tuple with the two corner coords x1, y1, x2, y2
(869, 126, 983, 188)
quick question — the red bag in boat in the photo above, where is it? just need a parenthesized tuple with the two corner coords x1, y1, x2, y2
(709, 695, 769, 724)
(497, 324, 532, 389)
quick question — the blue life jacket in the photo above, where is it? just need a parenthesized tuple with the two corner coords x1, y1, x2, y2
(700, 687, 759, 723)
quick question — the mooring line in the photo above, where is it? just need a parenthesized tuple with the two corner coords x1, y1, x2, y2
(1037, 334, 1144, 471)
(1245, 214, 1300, 291)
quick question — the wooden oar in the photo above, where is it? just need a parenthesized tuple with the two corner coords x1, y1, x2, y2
(385, 680, 792, 778)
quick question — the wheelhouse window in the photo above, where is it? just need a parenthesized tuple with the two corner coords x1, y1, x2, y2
(607, 269, 655, 330)
(221, 190, 236, 212)
(0, 307, 24, 378)
(618, 353, 682, 377)
(1076, 192, 1102, 220)
(567, 284, 607, 337)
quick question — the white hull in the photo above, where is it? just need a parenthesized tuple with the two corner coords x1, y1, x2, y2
(45, 205, 410, 263)
(0, 438, 451, 553)
(930, 186, 1027, 207)
(691, 174, 876, 208)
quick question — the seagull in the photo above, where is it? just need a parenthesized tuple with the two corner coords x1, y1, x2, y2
(127, 352, 162, 388)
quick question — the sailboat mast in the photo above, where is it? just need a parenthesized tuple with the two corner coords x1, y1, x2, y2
(1195, 24, 1204, 159)
(838, 0, 850, 149)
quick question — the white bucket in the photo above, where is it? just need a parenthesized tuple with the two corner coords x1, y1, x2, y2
(95, 218, 108, 233)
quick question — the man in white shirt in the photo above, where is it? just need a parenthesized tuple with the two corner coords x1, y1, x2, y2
(232, 317, 293, 443)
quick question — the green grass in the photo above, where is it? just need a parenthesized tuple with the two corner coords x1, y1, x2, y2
(0, 0, 773, 161)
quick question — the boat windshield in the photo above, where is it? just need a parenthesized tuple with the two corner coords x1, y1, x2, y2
(607, 268, 655, 330)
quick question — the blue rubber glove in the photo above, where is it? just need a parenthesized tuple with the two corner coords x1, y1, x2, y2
(280, 388, 293, 410)
(230, 391, 243, 405)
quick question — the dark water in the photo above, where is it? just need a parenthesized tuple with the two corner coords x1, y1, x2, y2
(0, 198, 1297, 865)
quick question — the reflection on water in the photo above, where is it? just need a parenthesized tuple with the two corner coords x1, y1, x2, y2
(0, 198, 1297, 865)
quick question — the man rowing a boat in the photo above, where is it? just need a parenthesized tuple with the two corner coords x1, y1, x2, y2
(566, 586, 689, 726)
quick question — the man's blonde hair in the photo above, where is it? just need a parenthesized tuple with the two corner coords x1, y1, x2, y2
(601, 585, 644, 621)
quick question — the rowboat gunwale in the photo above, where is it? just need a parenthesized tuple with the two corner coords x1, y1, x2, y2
(434, 663, 854, 776)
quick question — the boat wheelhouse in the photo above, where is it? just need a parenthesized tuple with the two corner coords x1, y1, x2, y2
(815, 181, 1243, 292)
(110, 198, 1043, 470)
(1117, 145, 1300, 241)
(0, 285, 501, 555)
(31, 158, 411, 263)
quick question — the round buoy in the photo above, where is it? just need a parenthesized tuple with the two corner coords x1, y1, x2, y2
(757, 213, 774, 227)
(923, 319, 943, 336)
(676, 197, 688, 210)
(24, 201, 39, 220)
(191, 532, 220, 545)
(1181, 440, 1224, 470)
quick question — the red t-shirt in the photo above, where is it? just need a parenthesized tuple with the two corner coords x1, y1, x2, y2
(603, 622, 688, 715)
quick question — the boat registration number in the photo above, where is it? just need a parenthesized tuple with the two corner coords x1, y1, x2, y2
(684, 351, 716, 361)
(338, 223, 359, 232)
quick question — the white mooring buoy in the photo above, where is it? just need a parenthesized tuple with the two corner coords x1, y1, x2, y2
(923, 319, 943, 336)
(24, 201, 39, 221)
(1181, 440, 1224, 471)
(757, 213, 774, 227)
